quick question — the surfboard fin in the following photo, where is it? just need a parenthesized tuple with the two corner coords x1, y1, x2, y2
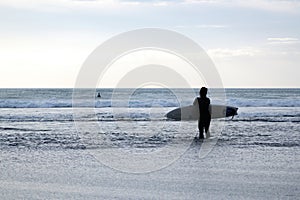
(231, 108, 238, 120)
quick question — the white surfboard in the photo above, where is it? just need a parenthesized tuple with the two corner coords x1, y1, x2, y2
(165, 104, 238, 120)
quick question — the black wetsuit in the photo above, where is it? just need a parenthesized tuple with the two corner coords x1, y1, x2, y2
(197, 97, 211, 138)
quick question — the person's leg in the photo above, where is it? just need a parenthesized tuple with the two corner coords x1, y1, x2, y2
(204, 119, 211, 138)
(204, 123, 210, 138)
(199, 120, 204, 139)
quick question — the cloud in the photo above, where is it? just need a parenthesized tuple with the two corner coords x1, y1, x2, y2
(1, 0, 299, 14)
(208, 47, 261, 58)
(267, 37, 300, 44)
(183, 0, 223, 4)
(175, 24, 229, 29)
(182, 0, 300, 14)
(235, 0, 300, 14)
(0, 0, 181, 13)
(118, 0, 182, 6)
(0, 0, 121, 12)
(195, 24, 229, 28)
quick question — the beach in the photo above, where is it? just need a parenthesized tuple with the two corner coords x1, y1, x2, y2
(0, 88, 299, 199)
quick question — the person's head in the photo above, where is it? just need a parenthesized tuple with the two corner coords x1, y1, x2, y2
(200, 87, 208, 98)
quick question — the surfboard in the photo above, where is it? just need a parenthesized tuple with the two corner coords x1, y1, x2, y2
(165, 104, 238, 120)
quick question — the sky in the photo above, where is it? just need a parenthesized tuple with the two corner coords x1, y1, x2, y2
(0, 0, 299, 88)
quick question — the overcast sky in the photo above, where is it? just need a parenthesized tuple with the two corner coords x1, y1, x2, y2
(0, 0, 299, 88)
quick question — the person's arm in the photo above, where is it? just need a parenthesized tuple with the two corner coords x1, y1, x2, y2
(208, 98, 212, 115)
(193, 98, 198, 106)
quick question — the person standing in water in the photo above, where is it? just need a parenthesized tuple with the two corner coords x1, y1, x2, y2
(193, 87, 211, 139)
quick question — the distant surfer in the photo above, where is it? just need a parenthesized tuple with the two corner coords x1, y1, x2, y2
(97, 92, 101, 98)
(193, 87, 211, 139)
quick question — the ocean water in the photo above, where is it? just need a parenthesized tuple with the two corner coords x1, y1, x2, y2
(0, 88, 299, 199)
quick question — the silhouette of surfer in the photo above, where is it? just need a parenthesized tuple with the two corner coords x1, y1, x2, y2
(97, 92, 101, 98)
(193, 87, 211, 139)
